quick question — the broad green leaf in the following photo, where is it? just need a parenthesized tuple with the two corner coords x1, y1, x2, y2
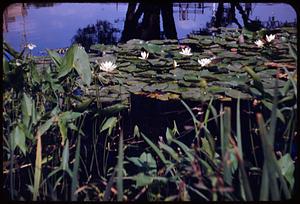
(30, 64, 41, 84)
(73, 46, 92, 86)
(127, 157, 143, 168)
(278, 154, 295, 190)
(58, 45, 75, 78)
(133, 173, 154, 187)
(38, 117, 54, 136)
(73, 98, 95, 112)
(142, 43, 161, 54)
(59, 111, 82, 122)
(100, 117, 118, 135)
(127, 152, 157, 175)
(58, 44, 91, 85)
(11, 125, 27, 155)
(225, 89, 251, 100)
(47, 49, 62, 68)
(22, 93, 33, 118)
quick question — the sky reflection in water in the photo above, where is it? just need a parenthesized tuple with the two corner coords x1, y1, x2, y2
(3, 3, 297, 55)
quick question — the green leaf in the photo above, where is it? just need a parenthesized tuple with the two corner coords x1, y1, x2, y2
(58, 119, 67, 145)
(172, 139, 194, 162)
(117, 129, 124, 201)
(59, 111, 82, 122)
(159, 142, 179, 162)
(47, 49, 62, 68)
(225, 89, 251, 100)
(73, 46, 92, 86)
(38, 117, 54, 136)
(288, 43, 297, 61)
(133, 125, 140, 138)
(201, 137, 213, 159)
(278, 154, 295, 190)
(166, 128, 173, 144)
(133, 173, 154, 187)
(57, 44, 92, 86)
(22, 93, 33, 118)
(73, 98, 95, 112)
(141, 133, 169, 165)
(142, 43, 161, 54)
(261, 100, 285, 123)
(33, 134, 42, 200)
(100, 117, 118, 135)
(61, 139, 70, 171)
(11, 125, 27, 155)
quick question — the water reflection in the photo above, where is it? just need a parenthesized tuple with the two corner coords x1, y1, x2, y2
(72, 20, 120, 51)
(213, 3, 262, 31)
(2, 3, 296, 55)
(121, 2, 177, 42)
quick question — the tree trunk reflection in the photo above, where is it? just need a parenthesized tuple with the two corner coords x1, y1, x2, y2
(121, 3, 177, 42)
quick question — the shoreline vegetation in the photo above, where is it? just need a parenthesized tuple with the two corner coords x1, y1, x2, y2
(2, 26, 297, 201)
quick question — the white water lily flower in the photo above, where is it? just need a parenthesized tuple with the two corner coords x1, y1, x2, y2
(98, 61, 117, 72)
(179, 47, 192, 56)
(198, 58, 212, 67)
(138, 51, 149, 60)
(254, 40, 264, 48)
(173, 60, 179, 68)
(26, 43, 37, 50)
(266, 34, 275, 42)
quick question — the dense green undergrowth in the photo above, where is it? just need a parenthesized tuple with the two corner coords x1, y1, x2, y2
(2, 27, 297, 201)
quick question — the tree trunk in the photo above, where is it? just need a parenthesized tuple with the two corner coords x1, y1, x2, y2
(161, 3, 177, 39)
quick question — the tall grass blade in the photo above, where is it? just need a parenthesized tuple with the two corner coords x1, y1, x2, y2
(180, 100, 200, 136)
(236, 94, 247, 200)
(116, 127, 124, 201)
(71, 114, 86, 201)
(269, 77, 279, 146)
(33, 132, 42, 200)
(220, 103, 225, 157)
(257, 113, 292, 200)
(260, 164, 269, 200)
(282, 68, 297, 99)
(223, 107, 232, 186)
(71, 133, 81, 201)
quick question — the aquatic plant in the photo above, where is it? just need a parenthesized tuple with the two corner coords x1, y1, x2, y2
(173, 60, 179, 68)
(266, 34, 276, 42)
(2, 25, 297, 201)
(138, 51, 149, 60)
(198, 57, 213, 67)
(179, 47, 193, 56)
(254, 39, 264, 48)
(97, 60, 117, 72)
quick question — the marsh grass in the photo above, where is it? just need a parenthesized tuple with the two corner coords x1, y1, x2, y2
(2, 39, 297, 201)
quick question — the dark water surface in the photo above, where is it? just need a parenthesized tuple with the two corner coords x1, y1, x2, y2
(3, 3, 297, 55)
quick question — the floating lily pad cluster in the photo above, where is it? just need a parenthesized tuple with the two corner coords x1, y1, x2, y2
(38, 27, 297, 105)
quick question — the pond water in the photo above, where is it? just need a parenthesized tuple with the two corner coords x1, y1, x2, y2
(3, 3, 297, 56)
